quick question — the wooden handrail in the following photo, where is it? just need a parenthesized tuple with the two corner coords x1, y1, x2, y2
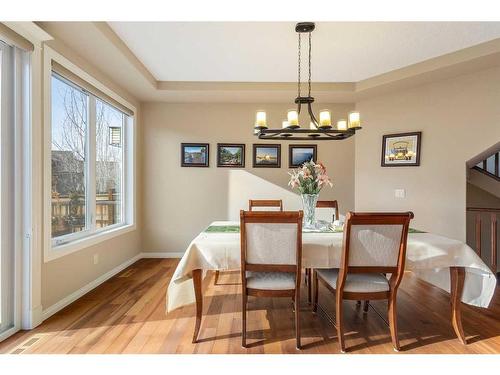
(466, 207, 499, 272)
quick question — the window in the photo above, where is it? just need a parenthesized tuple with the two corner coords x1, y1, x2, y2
(486, 154, 496, 175)
(95, 98, 124, 229)
(51, 75, 89, 238)
(50, 70, 133, 249)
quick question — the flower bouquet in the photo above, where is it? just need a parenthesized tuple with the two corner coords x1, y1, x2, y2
(288, 161, 333, 229)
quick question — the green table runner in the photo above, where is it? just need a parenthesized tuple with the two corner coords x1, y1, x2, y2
(205, 225, 241, 233)
(409, 228, 426, 233)
(204, 225, 425, 234)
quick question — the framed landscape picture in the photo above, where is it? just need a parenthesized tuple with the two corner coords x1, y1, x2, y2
(381, 132, 422, 167)
(289, 144, 317, 168)
(253, 144, 281, 168)
(217, 143, 245, 167)
(181, 143, 209, 167)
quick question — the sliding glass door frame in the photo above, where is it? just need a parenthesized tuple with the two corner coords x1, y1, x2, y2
(0, 40, 25, 341)
(0, 40, 15, 339)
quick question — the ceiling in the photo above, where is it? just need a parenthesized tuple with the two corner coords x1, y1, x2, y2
(36, 22, 500, 103)
(109, 22, 500, 82)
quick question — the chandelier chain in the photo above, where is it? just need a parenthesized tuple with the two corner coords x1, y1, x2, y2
(298, 33, 301, 98)
(308, 32, 312, 97)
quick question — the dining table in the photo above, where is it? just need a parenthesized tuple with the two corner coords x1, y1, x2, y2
(166, 221, 497, 344)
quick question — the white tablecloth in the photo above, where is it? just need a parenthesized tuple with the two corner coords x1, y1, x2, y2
(167, 221, 496, 312)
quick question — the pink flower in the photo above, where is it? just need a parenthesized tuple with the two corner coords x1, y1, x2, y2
(288, 172, 300, 188)
(317, 174, 333, 188)
(289, 161, 332, 192)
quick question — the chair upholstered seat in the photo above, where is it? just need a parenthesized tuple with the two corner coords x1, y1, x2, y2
(316, 268, 390, 293)
(246, 271, 296, 290)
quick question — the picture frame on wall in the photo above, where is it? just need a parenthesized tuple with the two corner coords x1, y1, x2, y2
(289, 144, 317, 168)
(252, 144, 281, 168)
(181, 143, 210, 167)
(381, 132, 422, 167)
(217, 143, 245, 168)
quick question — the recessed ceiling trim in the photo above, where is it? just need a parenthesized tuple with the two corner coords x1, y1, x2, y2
(93, 22, 158, 89)
(155, 38, 500, 100)
(357, 37, 500, 92)
(156, 81, 355, 92)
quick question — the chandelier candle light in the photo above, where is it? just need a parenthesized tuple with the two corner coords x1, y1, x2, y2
(253, 22, 362, 140)
(288, 161, 333, 229)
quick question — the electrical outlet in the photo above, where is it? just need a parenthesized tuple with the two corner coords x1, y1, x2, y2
(394, 189, 406, 199)
(93, 254, 99, 265)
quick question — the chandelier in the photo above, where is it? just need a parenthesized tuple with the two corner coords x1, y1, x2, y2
(253, 22, 362, 140)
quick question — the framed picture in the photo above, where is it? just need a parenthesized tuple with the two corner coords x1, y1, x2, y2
(253, 144, 281, 168)
(217, 143, 245, 168)
(181, 143, 209, 167)
(381, 132, 422, 167)
(289, 144, 317, 168)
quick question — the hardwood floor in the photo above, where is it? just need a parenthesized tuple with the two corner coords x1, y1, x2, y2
(1, 258, 499, 354)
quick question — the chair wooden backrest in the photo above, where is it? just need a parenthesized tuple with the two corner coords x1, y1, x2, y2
(316, 200, 339, 222)
(248, 199, 283, 211)
(338, 212, 414, 291)
(240, 210, 303, 281)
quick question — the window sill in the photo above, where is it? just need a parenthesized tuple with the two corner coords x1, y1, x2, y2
(44, 223, 136, 262)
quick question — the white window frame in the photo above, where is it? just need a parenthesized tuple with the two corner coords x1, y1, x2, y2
(43, 46, 136, 262)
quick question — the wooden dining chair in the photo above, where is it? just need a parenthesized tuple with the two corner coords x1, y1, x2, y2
(248, 199, 283, 211)
(213, 200, 284, 286)
(304, 200, 340, 304)
(312, 211, 414, 352)
(240, 210, 303, 349)
(316, 200, 339, 222)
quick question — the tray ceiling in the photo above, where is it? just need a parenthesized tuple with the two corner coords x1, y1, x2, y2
(109, 22, 500, 82)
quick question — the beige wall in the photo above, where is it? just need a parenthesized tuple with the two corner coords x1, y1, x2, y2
(355, 66, 500, 242)
(141, 102, 355, 253)
(37, 30, 143, 309)
(468, 168, 500, 199)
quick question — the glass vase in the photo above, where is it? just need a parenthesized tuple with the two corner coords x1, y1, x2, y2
(301, 193, 319, 229)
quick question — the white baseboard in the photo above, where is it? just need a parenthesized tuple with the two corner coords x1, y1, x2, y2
(41, 251, 183, 322)
(41, 253, 142, 321)
(23, 304, 43, 330)
(140, 251, 184, 258)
